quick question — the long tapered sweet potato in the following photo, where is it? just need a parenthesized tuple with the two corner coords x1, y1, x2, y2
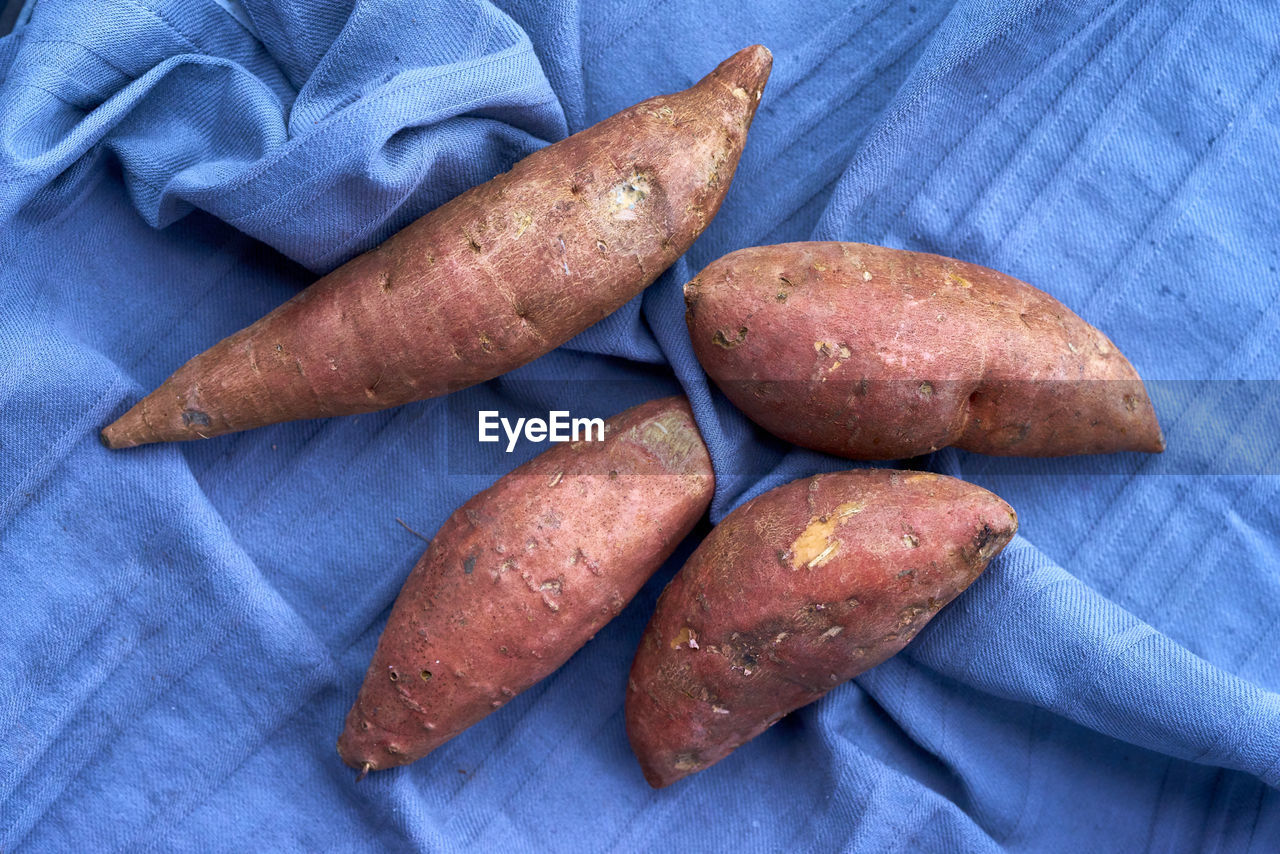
(100, 46, 772, 449)
(626, 469, 1016, 787)
(684, 242, 1164, 459)
(337, 396, 713, 775)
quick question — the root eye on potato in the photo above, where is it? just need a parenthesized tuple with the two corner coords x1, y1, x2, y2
(625, 469, 1017, 788)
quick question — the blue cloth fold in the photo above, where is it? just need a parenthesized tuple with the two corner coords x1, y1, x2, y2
(2, 0, 1278, 850)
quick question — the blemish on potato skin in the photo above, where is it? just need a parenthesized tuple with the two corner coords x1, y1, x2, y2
(972, 522, 1001, 559)
(789, 501, 864, 569)
(683, 279, 702, 308)
(671, 627, 700, 650)
(713, 327, 748, 348)
(609, 173, 652, 221)
(673, 752, 704, 772)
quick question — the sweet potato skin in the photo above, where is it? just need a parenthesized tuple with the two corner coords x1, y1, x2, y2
(337, 396, 713, 774)
(684, 242, 1164, 459)
(625, 469, 1016, 787)
(101, 46, 772, 449)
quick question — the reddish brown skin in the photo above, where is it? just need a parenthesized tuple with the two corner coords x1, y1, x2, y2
(625, 469, 1017, 788)
(684, 242, 1165, 459)
(100, 46, 773, 449)
(337, 396, 713, 774)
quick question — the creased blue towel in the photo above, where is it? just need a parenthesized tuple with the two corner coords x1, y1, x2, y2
(2, 1, 1278, 851)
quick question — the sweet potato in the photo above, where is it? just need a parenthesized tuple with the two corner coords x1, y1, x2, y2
(684, 242, 1164, 459)
(625, 469, 1016, 787)
(100, 46, 773, 449)
(337, 396, 713, 775)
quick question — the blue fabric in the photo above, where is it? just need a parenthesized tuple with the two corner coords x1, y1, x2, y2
(2, 0, 1278, 850)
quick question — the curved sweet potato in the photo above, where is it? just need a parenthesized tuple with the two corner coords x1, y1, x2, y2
(101, 45, 773, 449)
(684, 242, 1164, 459)
(338, 396, 714, 775)
(626, 469, 1016, 787)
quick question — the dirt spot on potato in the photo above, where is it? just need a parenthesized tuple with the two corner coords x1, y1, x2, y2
(972, 522, 1011, 561)
(673, 752, 704, 772)
(713, 327, 748, 348)
(683, 279, 701, 308)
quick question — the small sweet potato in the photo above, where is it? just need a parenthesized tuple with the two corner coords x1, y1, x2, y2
(684, 242, 1164, 459)
(101, 46, 772, 449)
(337, 396, 713, 775)
(626, 469, 1016, 787)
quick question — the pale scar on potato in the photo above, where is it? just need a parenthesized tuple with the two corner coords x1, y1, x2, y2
(636, 413, 701, 467)
(789, 500, 866, 569)
(670, 626, 699, 650)
(609, 173, 652, 221)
